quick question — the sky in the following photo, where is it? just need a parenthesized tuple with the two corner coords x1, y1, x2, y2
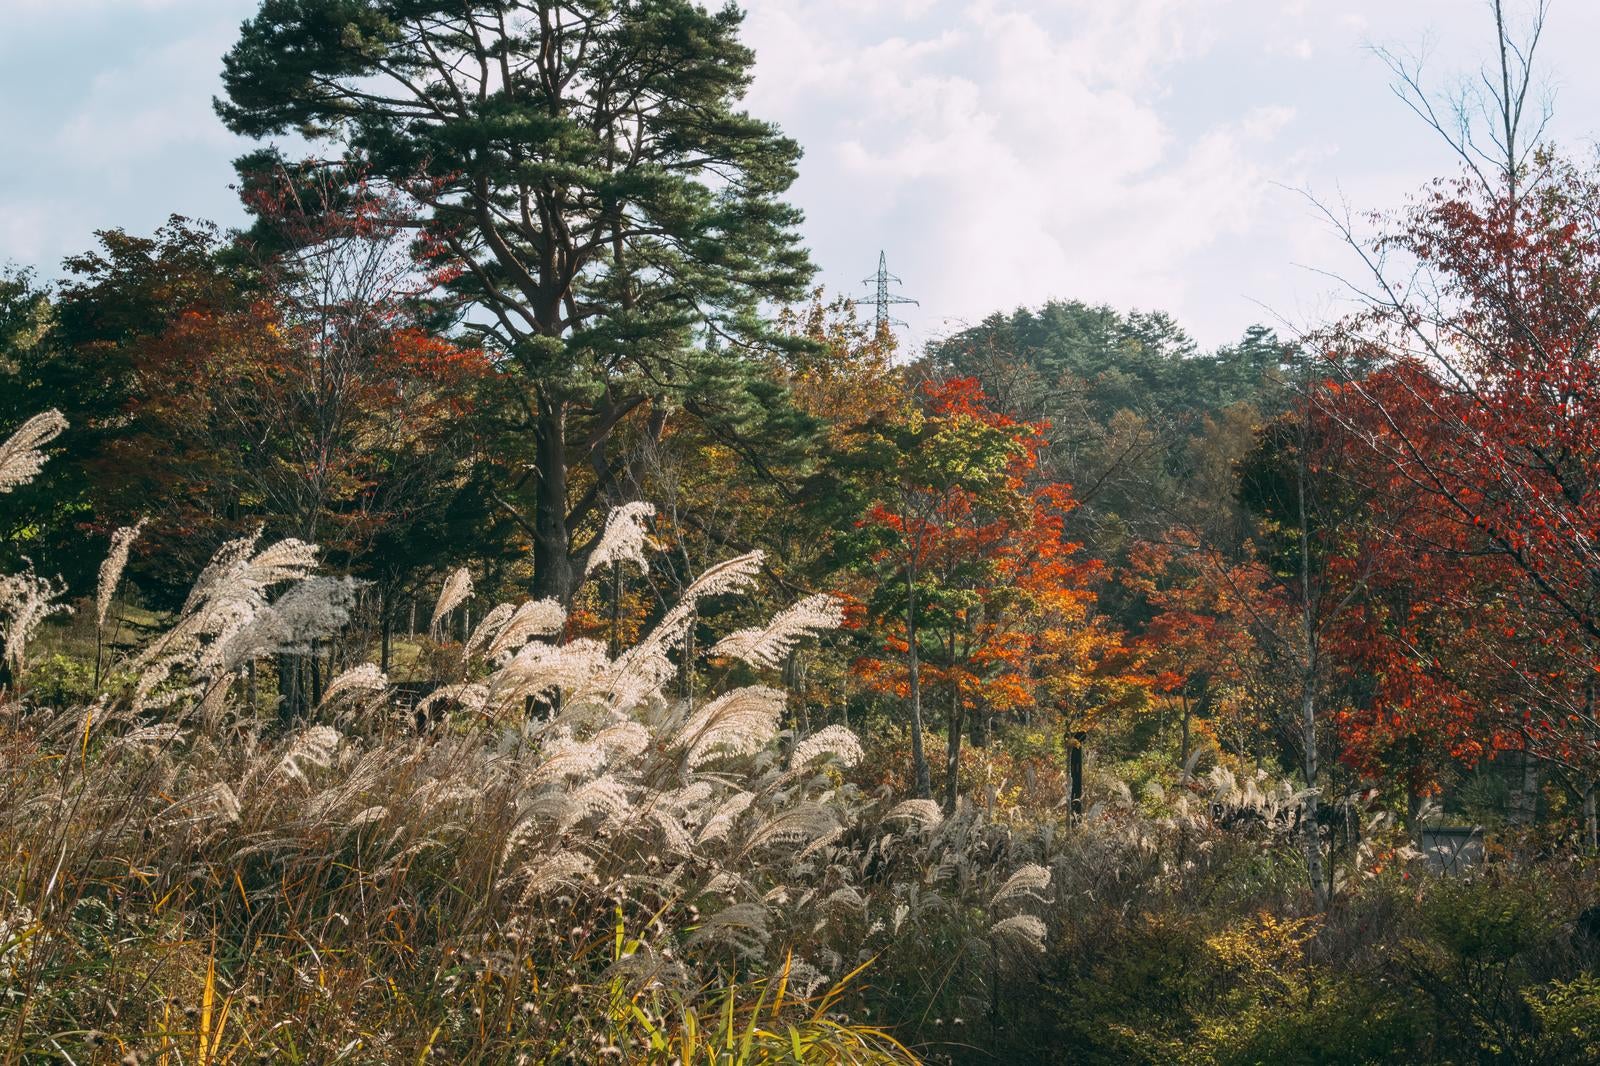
(3, 0, 1599, 350)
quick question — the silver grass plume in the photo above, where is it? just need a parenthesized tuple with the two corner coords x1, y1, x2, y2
(462, 602, 515, 660)
(585, 501, 656, 575)
(483, 598, 565, 661)
(679, 686, 785, 769)
(685, 901, 770, 959)
(604, 552, 765, 710)
(789, 725, 864, 772)
(430, 567, 472, 637)
(989, 914, 1048, 953)
(277, 725, 341, 785)
(320, 663, 388, 706)
(0, 409, 66, 494)
(414, 682, 488, 720)
(96, 518, 147, 628)
(130, 534, 318, 710)
(741, 802, 841, 854)
(991, 864, 1052, 906)
(711, 593, 844, 669)
(510, 850, 596, 903)
(0, 572, 69, 677)
(886, 799, 945, 829)
(487, 638, 610, 712)
(696, 791, 756, 845)
(221, 576, 360, 670)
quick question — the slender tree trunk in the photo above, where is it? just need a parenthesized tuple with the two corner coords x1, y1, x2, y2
(533, 397, 574, 602)
(1405, 782, 1424, 844)
(310, 648, 324, 708)
(1296, 435, 1328, 910)
(1509, 748, 1539, 826)
(1585, 783, 1597, 851)
(609, 560, 622, 658)
(906, 558, 931, 799)
(1179, 694, 1192, 779)
(276, 655, 300, 726)
(680, 610, 698, 706)
(1069, 730, 1086, 823)
(944, 678, 964, 814)
(380, 604, 393, 674)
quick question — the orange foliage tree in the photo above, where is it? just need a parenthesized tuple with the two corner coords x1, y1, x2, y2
(849, 377, 1139, 809)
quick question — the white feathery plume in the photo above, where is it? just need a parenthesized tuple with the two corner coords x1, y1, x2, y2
(220, 576, 359, 670)
(591, 720, 650, 762)
(344, 806, 388, 829)
(685, 901, 770, 959)
(741, 802, 841, 852)
(413, 682, 488, 720)
(601, 551, 766, 709)
(429, 568, 472, 637)
(989, 914, 1048, 953)
(320, 663, 388, 706)
(558, 775, 631, 834)
(652, 808, 697, 855)
(696, 791, 756, 845)
(0, 572, 69, 676)
(530, 737, 611, 784)
(991, 864, 1052, 906)
(95, 518, 146, 628)
(483, 598, 565, 661)
(178, 530, 264, 615)
(510, 851, 596, 902)
(679, 686, 785, 769)
(711, 593, 844, 669)
(782, 958, 830, 1000)
(789, 725, 864, 771)
(886, 799, 945, 829)
(241, 539, 321, 588)
(0, 410, 66, 494)
(644, 551, 765, 655)
(462, 602, 515, 660)
(277, 726, 341, 785)
(585, 501, 656, 575)
(133, 534, 319, 709)
(487, 638, 610, 711)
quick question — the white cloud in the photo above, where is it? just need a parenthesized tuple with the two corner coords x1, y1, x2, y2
(745, 0, 1290, 344)
(52, 28, 239, 169)
(0, 203, 53, 265)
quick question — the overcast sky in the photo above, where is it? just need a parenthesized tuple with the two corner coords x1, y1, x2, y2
(3, 0, 1598, 349)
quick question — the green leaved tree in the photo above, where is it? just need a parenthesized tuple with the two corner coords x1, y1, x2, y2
(218, 0, 815, 600)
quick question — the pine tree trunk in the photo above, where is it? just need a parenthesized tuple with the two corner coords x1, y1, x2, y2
(533, 398, 574, 602)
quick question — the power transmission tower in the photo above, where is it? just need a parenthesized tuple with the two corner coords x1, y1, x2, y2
(862, 250, 918, 333)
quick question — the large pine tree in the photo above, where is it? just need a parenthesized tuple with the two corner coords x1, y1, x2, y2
(219, 0, 815, 598)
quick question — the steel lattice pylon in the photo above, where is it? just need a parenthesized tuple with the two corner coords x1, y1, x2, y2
(862, 250, 918, 333)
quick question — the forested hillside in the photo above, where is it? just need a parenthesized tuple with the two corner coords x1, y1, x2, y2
(4, 2, 1600, 1063)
